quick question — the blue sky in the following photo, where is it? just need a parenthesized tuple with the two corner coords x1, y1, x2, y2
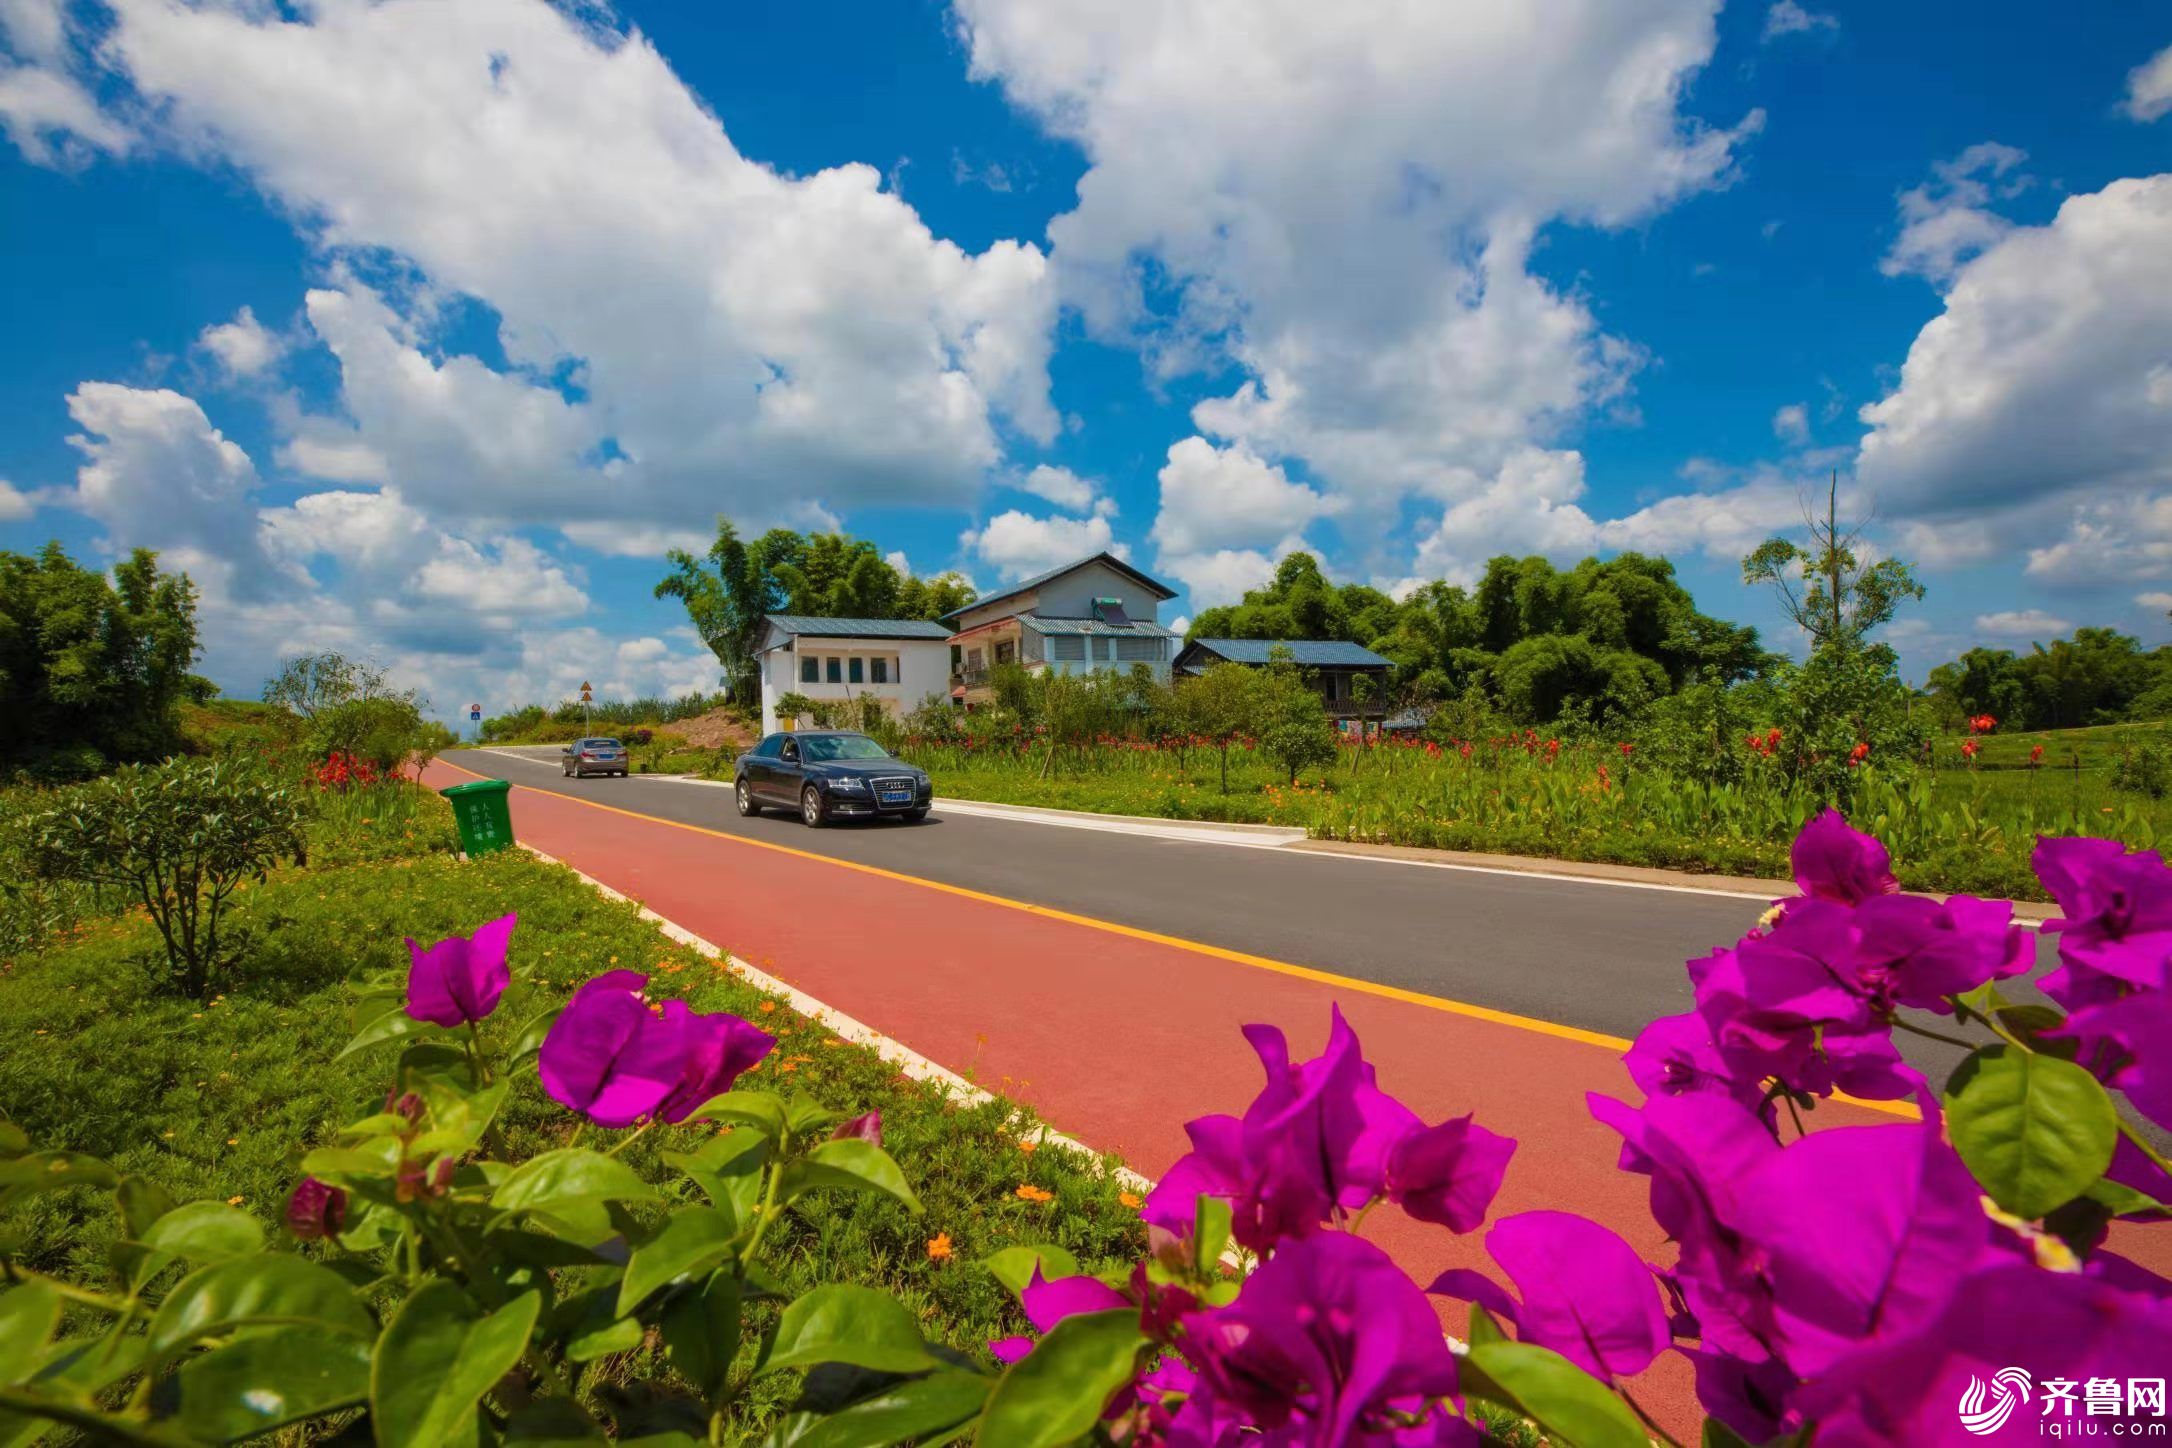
(3, 0, 2170, 718)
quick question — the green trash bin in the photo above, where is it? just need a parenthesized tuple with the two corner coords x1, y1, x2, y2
(440, 779, 515, 857)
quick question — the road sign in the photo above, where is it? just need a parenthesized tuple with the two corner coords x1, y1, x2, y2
(469, 707, 481, 721)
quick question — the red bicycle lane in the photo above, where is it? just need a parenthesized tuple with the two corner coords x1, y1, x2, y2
(425, 761, 2147, 1436)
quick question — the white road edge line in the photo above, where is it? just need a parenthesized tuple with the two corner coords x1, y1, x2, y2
(521, 844, 1154, 1195)
(464, 748, 2045, 925)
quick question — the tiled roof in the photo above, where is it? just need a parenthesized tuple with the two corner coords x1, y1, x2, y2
(762, 615, 953, 640)
(1182, 638, 1392, 667)
(1022, 617, 1180, 637)
(939, 551, 1178, 620)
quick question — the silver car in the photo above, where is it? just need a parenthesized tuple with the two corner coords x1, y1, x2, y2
(561, 736, 629, 778)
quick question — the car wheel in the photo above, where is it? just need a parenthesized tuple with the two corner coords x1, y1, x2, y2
(561, 761, 570, 777)
(801, 784, 826, 828)
(736, 779, 760, 817)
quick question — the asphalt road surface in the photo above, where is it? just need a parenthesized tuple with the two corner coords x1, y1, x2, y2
(445, 745, 2061, 1088)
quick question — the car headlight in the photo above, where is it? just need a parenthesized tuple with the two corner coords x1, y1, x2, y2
(829, 776, 868, 792)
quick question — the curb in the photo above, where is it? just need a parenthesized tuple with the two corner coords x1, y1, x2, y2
(519, 844, 1154, 1195)
(929, 796, 1308, 845)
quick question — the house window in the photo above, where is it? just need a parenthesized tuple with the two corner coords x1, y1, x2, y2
(1115, 635, 1159, 662)
(1092, 638, 1112, 662)
(1051, 635, 1086, 662)
(966, 647, 984, 671)
(826, 657, 842, 684)
(871, 657, 889, 684)
(994, 640, 1016, 665)
(848, 656, 864, 684)
(799, 655, 817, 684)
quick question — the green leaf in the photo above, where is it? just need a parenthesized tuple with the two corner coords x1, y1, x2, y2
(510, 1005, 564, 1064)
(975, 1308, 1144, 1448)
(490, 1149, 661, 1214)
(143, 1201, 265, 1262)
(765, 1371, 992, 1448)
(0, 1284, 60, 1382)
(1463, 1342, 1646, 1448)
(784, 1095, 842, 1138)
(334, 1008, 447, 1061)
(762, 1287, 936, 1377)
(1702, 1420, 1757, 1448)
(114, 1175, 176, 1240)
(687, 1090, 789, 1141)
(1945, 1044, 2119, 1219)
(371, 1281, 540, 1448)
(1192, 1195, 1232, 1277)
(2087, 1175, 2168, 1217)
(0, 1120, 28, 1159)
(617, 1206, 737, 1316)
(1467, 1302, 1507, 1348)
(663, 1130, 768, 1226)
(168, 1325, 371, 1442)
(0, 1153, 117, 1211)
(778, 1140, 920, 1215)
(979, 1246, 1079, 1297)
(661, 1271, 742, 1399)
(565, 1312, 644, 1363)
(145, 1256, 375, 1362)
(503, 1396, 610, 1444)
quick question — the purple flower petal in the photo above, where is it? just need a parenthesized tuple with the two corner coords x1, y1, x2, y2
(2050, 990, 2172, 1132)
(1481, 1210, 1671, 1380)
(1385, 1114, 1514, 1232)
(1791, 809, 1896, 905)
(653, 1002, 776, 1125)
(1021, 1269, 1128, 1333)
(1852, 895, 2032, 1011)
(285, 1177, 347, 1240)
(538, 970, 690, 1127)
(404, 913, 516, 1027)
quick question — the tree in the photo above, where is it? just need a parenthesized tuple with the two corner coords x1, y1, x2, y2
(1741, 473, 1924, 654)
(262, 650, 397, 720)
(0, 542, 200, 774)
(1254, 649, 1337, 784)
(1174, 663, 1259, 794)
(657, 522, 975, 701)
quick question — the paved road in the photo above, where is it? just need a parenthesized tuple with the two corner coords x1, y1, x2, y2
(446, 746, 2046, 1084)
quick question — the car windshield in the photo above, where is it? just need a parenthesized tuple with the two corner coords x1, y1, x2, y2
(799, 734, 891, 762)
(582, 738, 622, 749)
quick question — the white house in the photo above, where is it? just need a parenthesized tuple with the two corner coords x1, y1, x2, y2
(941, 552, 1180, 706)
(754, 615, 954, 736)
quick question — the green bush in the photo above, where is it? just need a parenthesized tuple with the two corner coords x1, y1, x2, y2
(2111, 740, 2172, 800)
(306, 695, 435, 776)
(20, 757, 307, 1000)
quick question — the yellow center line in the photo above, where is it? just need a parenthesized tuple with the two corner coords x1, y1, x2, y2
(433, 756, 1918, 1119)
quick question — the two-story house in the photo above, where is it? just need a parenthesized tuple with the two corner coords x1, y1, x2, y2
(754, 615, 954, 735)
(943, 552, 1180, 706)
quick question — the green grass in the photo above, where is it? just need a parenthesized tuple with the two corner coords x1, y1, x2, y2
(0, 786, 1143, 1430)
(898, 726, 2171, 901)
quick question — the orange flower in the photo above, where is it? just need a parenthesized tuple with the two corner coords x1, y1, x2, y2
(1017, 1139, 1038, 1155)
(1118, 1190, 1142, 1209)
(759, 1001, 779, 1014)
(926, 1232, 954, 1261)
(1015, 1184, 1055, 1204)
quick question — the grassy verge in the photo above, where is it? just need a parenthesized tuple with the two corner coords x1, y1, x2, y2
(0, 786, 1142, 1429)
(900, 728, 2172, 901)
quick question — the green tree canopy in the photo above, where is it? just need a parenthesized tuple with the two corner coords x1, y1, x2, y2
(0, 542, 200, 775)
(655, 523, 975, 702)
(1189, 548, 1767, 725)
(1927, 627, 2171, 731)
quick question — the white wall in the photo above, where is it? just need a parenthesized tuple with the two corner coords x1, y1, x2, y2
(1033, 559, 1166, 623)
(759, 637, 950, 735)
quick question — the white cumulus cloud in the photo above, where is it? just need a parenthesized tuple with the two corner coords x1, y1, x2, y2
(961, 509, 1122, 582)
(1975, 609, 2072, 639)
(2125, 43, 2172, 123)
(195, 305, 285, 379)
(1880, 143, 2029, 287)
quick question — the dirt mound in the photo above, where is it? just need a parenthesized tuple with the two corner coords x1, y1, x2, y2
(663, 706, 759, 752)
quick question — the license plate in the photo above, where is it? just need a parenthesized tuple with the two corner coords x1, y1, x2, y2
(879, 789, 911, 805)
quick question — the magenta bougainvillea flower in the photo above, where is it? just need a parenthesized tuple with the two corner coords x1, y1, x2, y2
(404, 913, 515, 1027)
(2051, 990, 2172, 1132)
(1182, 1232, 1466, 1444)
(652, 1000, 775, 1125)
(1384, 1113, 1516, 1232)
(1428, 1210, 1670, 1381)
(1623, 1012, 1775, 1120)
(2035, 835, 2172, 1007)
(989, 1268, 1129, 1364)
(284, 1176, 347, 1240)
(830, 1109, 883, 1145)
(538, 970, 691, 1128)
(1144, 1007, 1511, 1252)
(1790, 808, 1898, 906)
(1848, 894, 2033, 1012)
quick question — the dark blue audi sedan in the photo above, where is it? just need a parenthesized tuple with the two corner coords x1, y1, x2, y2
(733, 730, 932, 827)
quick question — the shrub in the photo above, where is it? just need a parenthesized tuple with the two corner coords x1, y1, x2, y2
(2112, 739, 2172, 799)
(21, 757, 306, 999)
(306, 695, 433, 777)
